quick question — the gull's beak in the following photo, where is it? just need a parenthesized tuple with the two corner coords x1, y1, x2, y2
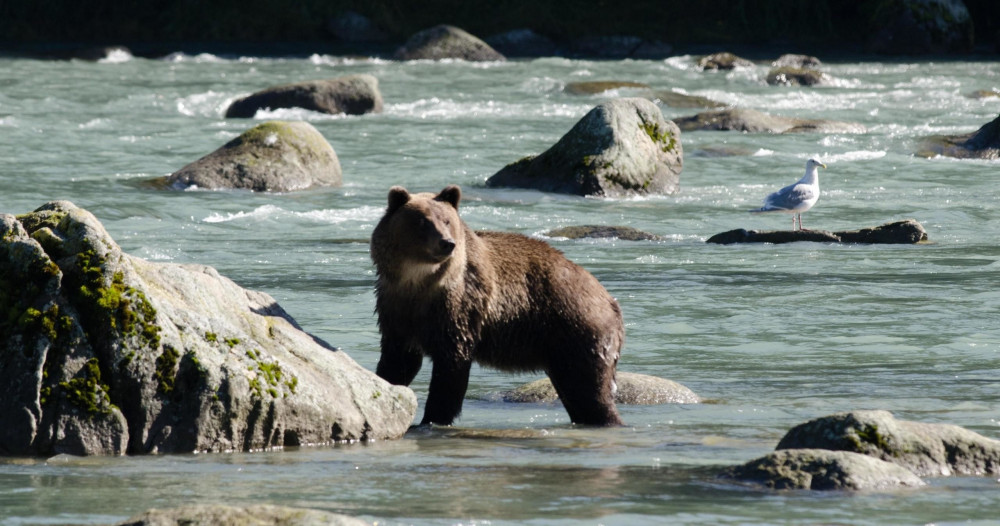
(820, 163, 827, 169)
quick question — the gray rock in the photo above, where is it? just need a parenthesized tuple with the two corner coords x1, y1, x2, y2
(115, 504, 368, 526)
(968, 89, 1000, 100)
(647, 90, 726, 109)
(500, 372, 700, 405)
(697, 52, 754, 70)
(225, 75, 384, 118)
(544, 225, 663, 241)
(918, 113, 1000, 160)
(326, 11, 388, 43)
(487, 98, 683, 197)
(776, 410, 1000, 477)
(564, 81, 650, 96)
(166, 121, 342, 192)
(486, 29, 559, 57)
(674, 108, 867, 134)
(706, 220, 928, 245)
(0, 202, 415, 456)
(725, 449, 925, 490)
(867, 0, 973, 55)
(394, 25, 505, 61)
(766, 67, 829, 86)
(771, 54, 822, 68)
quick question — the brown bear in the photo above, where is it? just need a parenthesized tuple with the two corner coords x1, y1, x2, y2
(370, 184, 625, 427)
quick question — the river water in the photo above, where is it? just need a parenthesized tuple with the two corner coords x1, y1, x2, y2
(0, 50, 998, 525)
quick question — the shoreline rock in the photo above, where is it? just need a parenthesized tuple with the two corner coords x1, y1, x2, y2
(487, 98, 683, 197)
(225, 74, 384, 118)
(0, 201, 415, 456)
(166, 121, 342, 192)
(706, 220, 929, 245)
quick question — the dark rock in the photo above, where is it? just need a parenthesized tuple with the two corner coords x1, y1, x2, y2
(724, 449, 925, 490)
(544, 225, 663, 241)
(564, 81, 650, 95)
(697, 52, 754, 70)
(500, 372, 700, 405)
(394, 25, 505, 61)
(485, 29, 559, 57)
(326, 11, 388, 42)
(0, 202, 415, 456)
(116, 504, 369, 526)
(776, 410, 1000, 477)
(867, 0, 973, 54)
(674, 108, 866, 134)
(772, 54, 822, 68)
(766, 67, 829, 86)
(487, 98, 682, 197)
(166, 121, 342, 192)
(706, 220, 928, 245)
(225, 74, 383, 118)
(917, 113, 1000, 160)
(968, 89, 1000, 100)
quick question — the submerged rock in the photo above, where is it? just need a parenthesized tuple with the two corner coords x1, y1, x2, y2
(697, 52, 754, 70)
(674, 108, 866, 134)
(544, 225, 663, 241)
(116, 504, 369, 526)
(647, 90, 726, 109)
(500, 372, 700, 405)
(0, 202, 415, 456)
(724, 449, 925, 490)
(706, 220, 928, 245)
(487, 98, 682, 197)
(776, 410, 1000, 477)
(917, 113, 1000, 160)
(394, 25, 505, 61)
(765, 67, 829, 86)
(166, 121, 341, 192)
(564, 80, 650, 95)
(225, 75, 383, 118)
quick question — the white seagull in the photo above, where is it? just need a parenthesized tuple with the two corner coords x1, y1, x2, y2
(750, 158, 826, 231)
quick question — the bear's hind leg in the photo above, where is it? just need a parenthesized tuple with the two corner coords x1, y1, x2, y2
(547, 365, 623, 427)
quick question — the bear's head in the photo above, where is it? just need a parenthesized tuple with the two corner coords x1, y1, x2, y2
(371, 185, 465, 285)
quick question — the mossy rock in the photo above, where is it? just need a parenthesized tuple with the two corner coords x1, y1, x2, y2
(166, 121, 342, 192)
(500, 372, 700, 405)
(225, 74, 383, 118)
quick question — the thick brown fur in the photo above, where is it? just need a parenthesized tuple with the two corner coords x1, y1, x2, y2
(370, 185, 625, 426)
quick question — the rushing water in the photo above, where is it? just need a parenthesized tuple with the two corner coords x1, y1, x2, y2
(1, 49, 999, 525)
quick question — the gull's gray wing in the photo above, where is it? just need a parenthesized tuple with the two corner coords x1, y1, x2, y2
(761, 183, 817, 211)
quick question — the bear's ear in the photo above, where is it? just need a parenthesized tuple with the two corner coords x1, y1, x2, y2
(436, 185, 461, 210)
(386, 186, 410, 214)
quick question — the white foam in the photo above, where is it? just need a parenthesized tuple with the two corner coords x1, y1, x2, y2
(176, 91, 235, 117)
(98, 48, 133, 64)
(387, 97, 587, 120)
(203, 205, 384, 224)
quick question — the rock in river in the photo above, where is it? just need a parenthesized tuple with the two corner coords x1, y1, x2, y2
(0, 201, 415, 456)
(394, 24, 505, 61)
(675, 108, 866, 134)
(166, 121, 342, 192)
(487, 98, 682, 197)
(500, 372, 700, 405)
(225, 74, 384, 118)
(724, 448, 925, 490)
(918, 112, 1000, 160)
(116, 504, 369, 526)
(706, 220, 928, 245)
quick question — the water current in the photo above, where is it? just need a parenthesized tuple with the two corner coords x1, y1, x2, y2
(0, 50, 998, 525)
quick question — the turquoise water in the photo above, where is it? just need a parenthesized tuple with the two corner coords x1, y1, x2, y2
(1, 50, 999, 525)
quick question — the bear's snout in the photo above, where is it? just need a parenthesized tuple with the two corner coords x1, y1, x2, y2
(438, 237, 456, 255)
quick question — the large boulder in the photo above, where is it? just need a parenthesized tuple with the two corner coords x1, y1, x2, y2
(724, 449, 925, 490)
(867, 0, 974, 55)
(917, 113, 1000, 160)
(166, 121, 342, 192)
(394, 25, 505, 61)
(225, 75, 384, 118)
(0, 201, 415, 456)
(706, 220, 928, 245)
(116, 504, 368, 526)
(674, 108, 867, 134)
(500, 372, 700, 405)
(487, 98, 683, 197)
(776, 410, 1000, 477)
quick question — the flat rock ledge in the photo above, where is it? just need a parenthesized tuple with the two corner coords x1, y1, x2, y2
(0, 201, 415, 456)
(544, 225, 662, 241)
(166, 121, 341, 192)
(918, 112, 1000, 160)
(706, 220, 928, 245)
(776, 410, 1000, 477)
(225, 74, 384, 118)
(723, 449, 925, 490)
(499, 372, 700, 405)
(675, 108, 866, 134)
(394, 24, 505, 61)
(487, 98, 683, 197)
(115, 504, 368, 526)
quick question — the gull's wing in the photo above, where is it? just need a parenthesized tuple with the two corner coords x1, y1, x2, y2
(760, 183, 817, 211)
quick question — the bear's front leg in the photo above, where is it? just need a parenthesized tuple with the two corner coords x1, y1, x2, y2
(420, 354, 473, 426)
(376, 335, 424, 387)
